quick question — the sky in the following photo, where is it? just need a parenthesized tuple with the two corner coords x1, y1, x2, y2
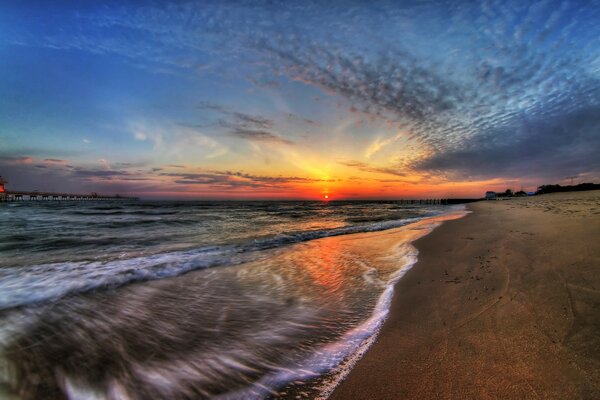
(1, 0, 599, 200)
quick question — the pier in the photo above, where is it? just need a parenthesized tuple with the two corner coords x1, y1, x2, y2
(0, 176, 138, 202)
(1, 191, 138, 202)
(0, 177, 138, 202)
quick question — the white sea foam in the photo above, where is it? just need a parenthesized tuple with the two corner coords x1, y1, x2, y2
(207, 244, 421, 400)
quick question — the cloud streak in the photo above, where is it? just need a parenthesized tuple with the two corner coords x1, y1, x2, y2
(337, 160, 406, 178)
(162, 170, 332, 189)
(193, 101, 293, 145)
(228, 128, 294, 145)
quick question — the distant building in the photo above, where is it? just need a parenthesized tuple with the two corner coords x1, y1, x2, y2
(485, 191, 496, 200)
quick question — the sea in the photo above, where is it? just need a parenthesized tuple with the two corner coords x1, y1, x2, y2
(0, 200, 466, 399)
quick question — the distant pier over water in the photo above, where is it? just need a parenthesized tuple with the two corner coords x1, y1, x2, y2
(0, 176, 138, 202)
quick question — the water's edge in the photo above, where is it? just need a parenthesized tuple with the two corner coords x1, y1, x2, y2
(316, 208, 470, 399)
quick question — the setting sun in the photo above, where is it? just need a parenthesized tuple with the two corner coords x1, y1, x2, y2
(324, 194, 329, 200)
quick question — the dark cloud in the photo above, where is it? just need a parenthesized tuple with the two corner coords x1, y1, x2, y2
(190, 101, 293, 144)
(228, 128, 294, 145)
(72, 168, 133, 180)
(196, 101, 227, 112)
(227, 112, 273, 130)
(412, 106, 600, 181)
(284, 113, 319, 126)
(162, 170, 328, 189)
(195, 102, 274, 130)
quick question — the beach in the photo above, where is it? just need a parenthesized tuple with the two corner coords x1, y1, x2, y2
(331, 190, 600, 399)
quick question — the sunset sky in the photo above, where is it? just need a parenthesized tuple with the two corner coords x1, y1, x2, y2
(1, 0, 599, 199)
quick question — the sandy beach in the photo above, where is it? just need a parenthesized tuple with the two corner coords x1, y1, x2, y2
(332, 190, 600, 399)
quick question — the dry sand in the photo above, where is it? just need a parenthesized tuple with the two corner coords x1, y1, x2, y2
(331, 190, 600, 399)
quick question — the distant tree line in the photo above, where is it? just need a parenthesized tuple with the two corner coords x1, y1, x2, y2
(536, 182, 600, 195)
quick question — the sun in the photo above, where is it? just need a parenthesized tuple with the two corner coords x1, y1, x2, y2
(324, 194, 329, 200)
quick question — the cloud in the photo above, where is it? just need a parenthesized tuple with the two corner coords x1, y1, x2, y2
(98, 158, 111, 169)
(73, 168, 131, 180)
(191, 102, 294, 145)
(337, 160, 406, 177)
(227, 113, 273, 130)
(1, 154, 332, 195)
(365, 132, 404, 158)
(284, 113, 319, 126)
(412, 106, 600, 181)
(228, 128, 294, 145)
(195, 102, 276, 130)
(130, 122, 228, 160)
(162, 170, 328, 189)
(134, 131, 148, 141)
(43, 158, 70, 168)
(196, 101, 227, 112)
(266, 44, 461, 125)
(2, 156, 35, 165)
(0, 156, 154, 194)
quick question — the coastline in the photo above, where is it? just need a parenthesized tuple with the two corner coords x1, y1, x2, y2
(331, 191, 600, 399)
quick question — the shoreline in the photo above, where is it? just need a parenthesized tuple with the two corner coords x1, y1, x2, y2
(310, 208, 469, 399)
(330, 191, 600, 399)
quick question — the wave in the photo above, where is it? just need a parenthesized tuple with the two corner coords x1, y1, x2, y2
(0, 208, 456, 310)
(1, 220, 417, 310)
(215, 244, 421, 400)
(70, 210, 181, 216)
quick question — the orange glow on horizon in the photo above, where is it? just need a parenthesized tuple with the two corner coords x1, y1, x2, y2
(120, 163, 532, 200)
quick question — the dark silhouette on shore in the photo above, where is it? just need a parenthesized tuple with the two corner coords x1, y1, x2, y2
(536, 182, 600, 195)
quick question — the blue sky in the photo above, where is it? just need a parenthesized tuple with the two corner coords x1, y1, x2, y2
(1, 0, 599, 199)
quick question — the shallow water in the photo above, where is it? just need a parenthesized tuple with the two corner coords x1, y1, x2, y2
(0, 201, 465, 399)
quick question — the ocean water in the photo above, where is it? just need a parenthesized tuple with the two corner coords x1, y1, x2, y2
(0, 201, 466, 399)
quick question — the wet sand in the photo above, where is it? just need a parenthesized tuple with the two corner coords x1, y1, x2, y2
(331, 191, 600, 399)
